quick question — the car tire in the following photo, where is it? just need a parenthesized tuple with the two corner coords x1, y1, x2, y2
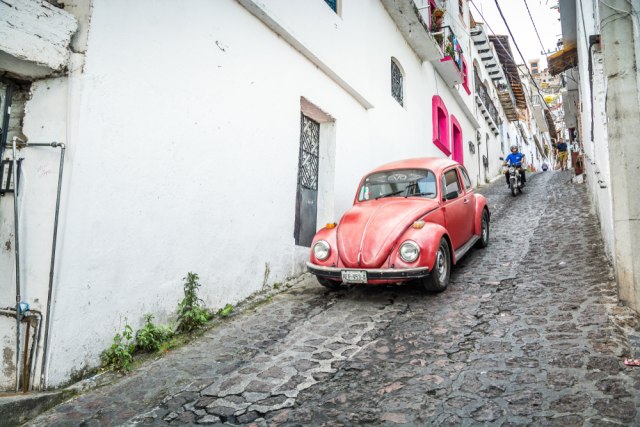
(421, 238, 451, 293)
(475, 210, 490, 248)
(317, 277, 343, 290)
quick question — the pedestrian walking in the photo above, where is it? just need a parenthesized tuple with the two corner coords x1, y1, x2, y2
(556, 139, 568, 171)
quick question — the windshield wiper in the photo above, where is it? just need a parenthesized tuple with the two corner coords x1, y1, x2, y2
(376, 190, 405, 199)
(405, 192, 435, 198)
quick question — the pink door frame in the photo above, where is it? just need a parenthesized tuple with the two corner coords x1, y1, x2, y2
(451, 115, 464, 164)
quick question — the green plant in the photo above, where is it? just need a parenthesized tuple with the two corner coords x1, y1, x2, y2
(176, 272, 211, 333)
(217, 303, 234, 318)
(445, 41, 455, 57)
(136, 314, 173, 352)
(101, 321, 135, 372)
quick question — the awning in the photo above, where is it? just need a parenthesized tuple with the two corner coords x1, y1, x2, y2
(547, 46, 578, 76)
(489, 35, 527, 110)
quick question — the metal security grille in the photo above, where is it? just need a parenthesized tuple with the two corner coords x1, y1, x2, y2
(294, 114, 320, 247)
(391, 60, 403, 106)
(324, 0, 337, 12)
(298, 115, 320, 190)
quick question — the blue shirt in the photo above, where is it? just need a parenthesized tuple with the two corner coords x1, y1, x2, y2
(505, 152, 524, 166)
(557, 142, 567, 152)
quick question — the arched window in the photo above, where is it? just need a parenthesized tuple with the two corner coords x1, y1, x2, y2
(391, 58, 404, 106)
(432, 95, 450, 155)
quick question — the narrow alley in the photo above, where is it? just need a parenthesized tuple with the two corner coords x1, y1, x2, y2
(25, 171, 640, 426)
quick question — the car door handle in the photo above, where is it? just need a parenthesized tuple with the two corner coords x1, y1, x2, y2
(464, 198, 469, 204)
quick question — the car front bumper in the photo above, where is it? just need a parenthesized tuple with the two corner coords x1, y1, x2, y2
(306, 262, 430, 281)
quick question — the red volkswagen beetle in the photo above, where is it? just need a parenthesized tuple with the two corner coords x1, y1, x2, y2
(307, 158, 490, 292)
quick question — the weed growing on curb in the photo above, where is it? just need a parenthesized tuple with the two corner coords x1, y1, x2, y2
(101, 320, 135, 372)
(136, 314, 173, 352)
(217, 303, 234, 317)
(176, 272, 211, 333)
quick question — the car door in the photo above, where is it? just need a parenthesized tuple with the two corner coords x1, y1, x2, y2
(457, 166, 476, 240)
(440, 167, 471, 250)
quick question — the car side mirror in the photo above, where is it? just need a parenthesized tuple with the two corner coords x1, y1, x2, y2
(445, 190, 459, 200)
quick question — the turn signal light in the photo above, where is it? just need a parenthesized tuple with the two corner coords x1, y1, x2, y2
(412, 220, 426, 229)
(326, 222, 337, 229)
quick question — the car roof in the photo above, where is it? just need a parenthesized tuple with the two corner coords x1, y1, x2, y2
(366, 157, 460, 176)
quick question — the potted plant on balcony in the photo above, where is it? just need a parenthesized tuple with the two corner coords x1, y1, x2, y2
(444, 40, 455, 58)
(432, 7, 445, 31)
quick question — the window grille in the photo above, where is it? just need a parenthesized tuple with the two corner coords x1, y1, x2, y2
(391, 60, 404, 106)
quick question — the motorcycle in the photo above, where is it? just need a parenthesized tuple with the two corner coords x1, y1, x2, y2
(500, 157, 523, 197)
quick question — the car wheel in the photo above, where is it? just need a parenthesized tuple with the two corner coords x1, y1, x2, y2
(421, 238, 451, 293)
(317, 276, 343, 290)
(475, 210, 490, 248)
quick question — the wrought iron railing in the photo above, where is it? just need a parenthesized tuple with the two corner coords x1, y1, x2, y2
(431, 26, 463, 71)
(474, 71, 499, 126)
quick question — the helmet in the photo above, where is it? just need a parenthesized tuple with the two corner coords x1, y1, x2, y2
(510, 145, 517, 151)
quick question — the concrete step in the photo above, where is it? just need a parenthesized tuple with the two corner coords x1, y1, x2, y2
(0, 390, 75, 426)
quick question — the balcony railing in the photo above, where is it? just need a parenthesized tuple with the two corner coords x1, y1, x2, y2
(431, 25, 463, 72)
(474, 71, 499, 127)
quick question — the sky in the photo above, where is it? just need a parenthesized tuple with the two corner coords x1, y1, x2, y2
(469, 0, 563, 69)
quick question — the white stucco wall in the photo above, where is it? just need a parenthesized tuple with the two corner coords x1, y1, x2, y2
(574, 0, 615, 262)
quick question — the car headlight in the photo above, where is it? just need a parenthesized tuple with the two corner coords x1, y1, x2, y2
(399, 241, 420, 263)
(313, 240, 330, 260)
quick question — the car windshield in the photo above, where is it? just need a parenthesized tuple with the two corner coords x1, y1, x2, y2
(358, 169, 437, 201)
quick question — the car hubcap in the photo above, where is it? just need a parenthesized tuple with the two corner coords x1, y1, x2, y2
(436, 249, 447, 282)
(482, 219, 488, 242)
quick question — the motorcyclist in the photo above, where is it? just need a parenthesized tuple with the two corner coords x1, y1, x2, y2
(504, 145, 526, 186)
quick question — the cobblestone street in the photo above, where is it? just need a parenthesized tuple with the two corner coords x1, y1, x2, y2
(26, 170, 640, 426)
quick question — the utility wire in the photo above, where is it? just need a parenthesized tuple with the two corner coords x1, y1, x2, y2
(491, 0, 552, 110)
(470, 0, 552, 112)
(524, 0, 547, 54)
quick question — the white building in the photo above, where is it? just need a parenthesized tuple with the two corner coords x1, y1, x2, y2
(552, 0, 640, 313)
(0, 0, 551, 390)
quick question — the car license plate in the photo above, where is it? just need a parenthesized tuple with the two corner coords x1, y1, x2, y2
(341, 270, 367, 283)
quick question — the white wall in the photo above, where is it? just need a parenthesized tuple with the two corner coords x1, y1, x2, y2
(574, 0, 615, 261)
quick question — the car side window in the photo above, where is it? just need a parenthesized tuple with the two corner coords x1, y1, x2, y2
(459, 167, 472, 190)
(442, 169, 461, 199)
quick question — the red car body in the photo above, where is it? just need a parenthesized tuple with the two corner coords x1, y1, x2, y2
(307, 158, 490, 291)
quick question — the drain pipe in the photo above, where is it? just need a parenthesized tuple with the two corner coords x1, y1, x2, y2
(27, 310, 42, 391)
(1, 308, 43, 392)
(28, 141, 66, 391)
(12, 137, 66, 390)
(11, 136, 22, 393)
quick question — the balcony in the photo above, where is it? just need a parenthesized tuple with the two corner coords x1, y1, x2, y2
(381, 1, 464, 86)
(380, 0, 444, 62)
(496, 82, 518, 121)
(474, 71, 499, 134)
(430, 25, 464, 87)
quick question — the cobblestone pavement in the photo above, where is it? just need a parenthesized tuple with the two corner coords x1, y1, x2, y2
(27, 170, 640, 426)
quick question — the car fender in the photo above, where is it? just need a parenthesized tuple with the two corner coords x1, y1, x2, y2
(474, 194, 490, 236)
(389, 222, 452, 270)
(309, 226, 339, 265)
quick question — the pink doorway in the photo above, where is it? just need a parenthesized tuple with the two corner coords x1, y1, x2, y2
(451, 115, 463, 165)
